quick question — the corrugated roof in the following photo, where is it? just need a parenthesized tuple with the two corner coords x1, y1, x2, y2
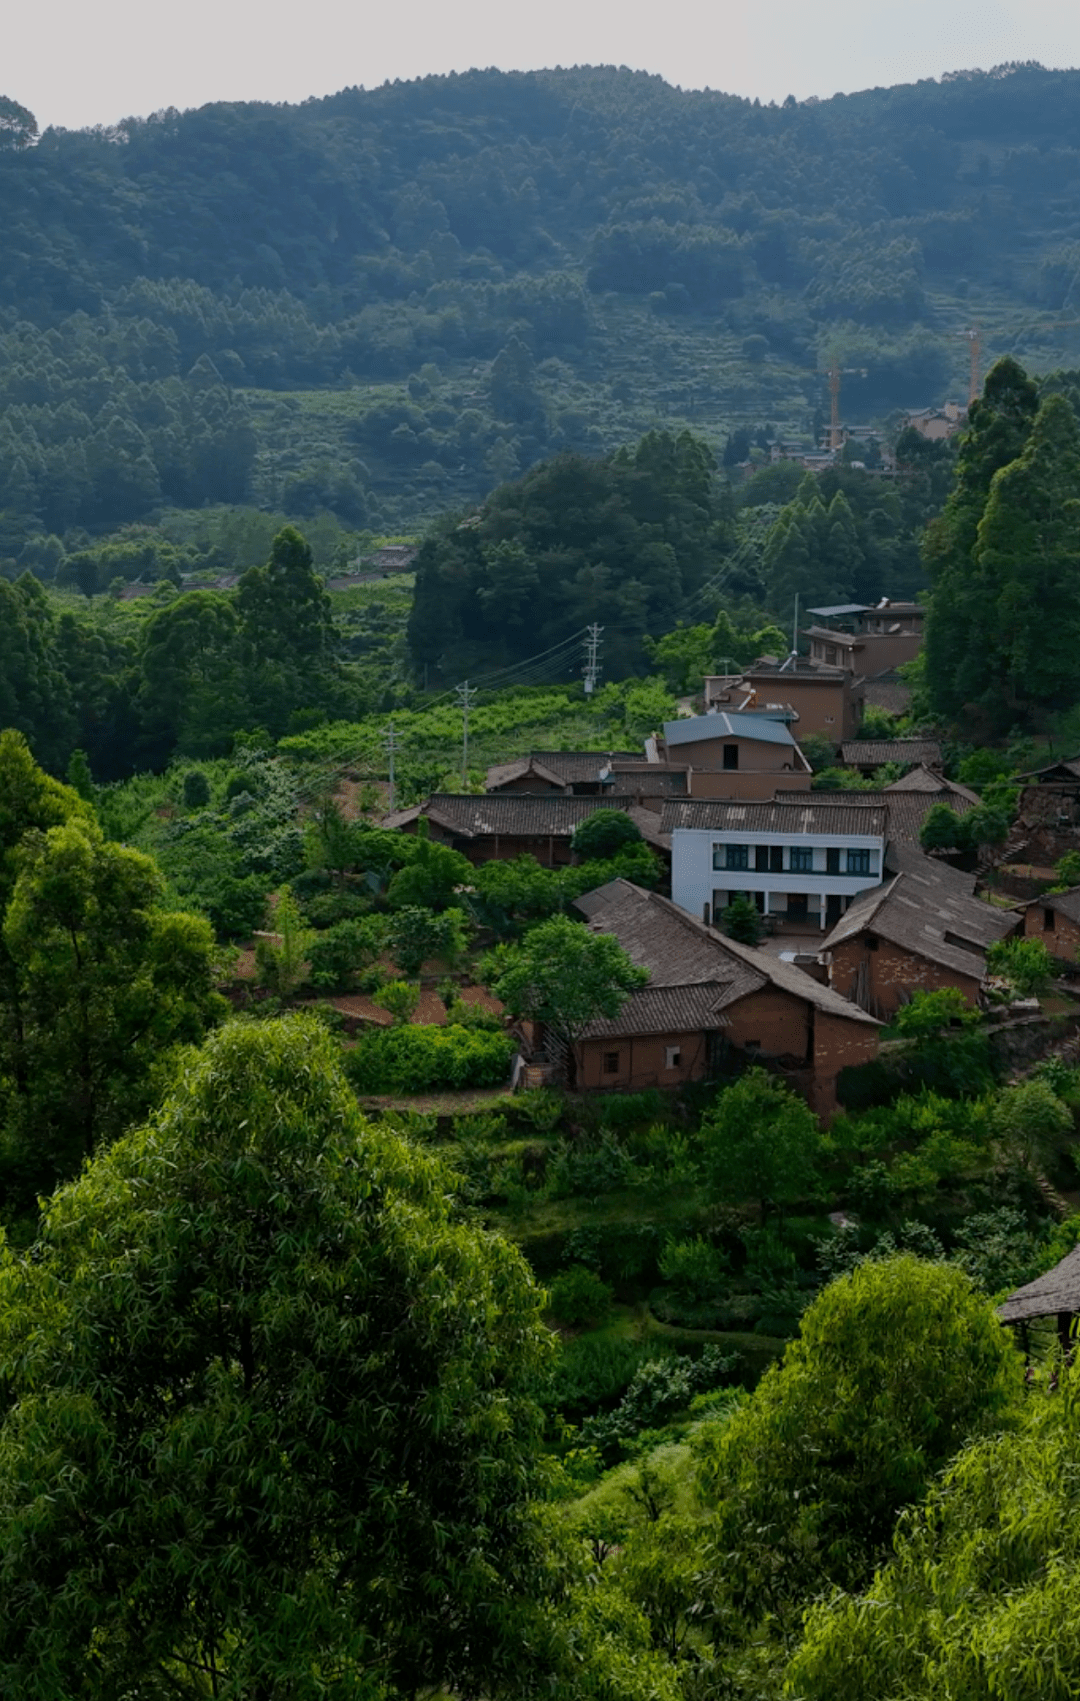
(662, 711, 797, 749)
(840, 740, 942, 769)
(807, 604, 870, 617)
(662, 799, 888, 837)
(998, 1243, 1080, 1323)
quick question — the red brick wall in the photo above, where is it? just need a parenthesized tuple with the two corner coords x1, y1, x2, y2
(687, 768, 812, 800)
(576, 1029, 712, 1090)
(829, 936, 981, 1017)
(723, 988, 812, 1063)
(1023, 902, 1080, 964)
(810, 1010, 881, 1118)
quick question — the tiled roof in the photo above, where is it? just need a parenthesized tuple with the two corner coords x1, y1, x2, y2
(776, 787, 974, 844)
(662, 799, 889, 837)
(575, 880, 879, 1032)
(578, 983, 738, 1040)
(998, 1243, 1080, 1323)
(1035, 887, 1080, 925)
(839, 739, 942, 769)
(821, 854, 1017, 977)
(383, 793, 639, 838)
(1016, 758, 1080, 783)
(862, 678, 912, 716)
(886, 766, 978, 802)
(663, 711, 799, 749)
(484, 750, 646, 789)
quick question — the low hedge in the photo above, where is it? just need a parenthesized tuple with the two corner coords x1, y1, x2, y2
(343, 1022, 516, 1094)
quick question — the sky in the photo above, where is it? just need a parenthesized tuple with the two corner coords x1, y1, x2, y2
(8, 0, 1080, 132)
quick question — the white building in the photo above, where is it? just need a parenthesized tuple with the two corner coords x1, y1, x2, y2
(662, 799, 888, 931)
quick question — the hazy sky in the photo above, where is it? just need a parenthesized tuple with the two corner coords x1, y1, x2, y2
(9, 0, 1080, 131)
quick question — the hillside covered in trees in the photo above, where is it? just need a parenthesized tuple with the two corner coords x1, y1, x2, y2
(5, 64, 1080, 552)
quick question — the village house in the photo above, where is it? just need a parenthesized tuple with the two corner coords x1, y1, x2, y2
(704, 661, 862, 742)
(1022, 887, 1080, 966)
(484, 751, 689, 810)
(838, 738, 943, 775)
(1003, 757, 1080, 867)
(382, 792, 670, 868)
(652, 710, 812, 799)
(820, 842, 1018, 1017)
(662, 798, 888, 931)
(568, 879, 880, 1117)
(805, 599, 925, 677)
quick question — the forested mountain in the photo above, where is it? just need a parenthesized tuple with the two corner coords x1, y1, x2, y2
(4, 63, 1080, 550)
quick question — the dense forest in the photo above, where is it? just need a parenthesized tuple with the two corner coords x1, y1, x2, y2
(6, 63, 1080, 554)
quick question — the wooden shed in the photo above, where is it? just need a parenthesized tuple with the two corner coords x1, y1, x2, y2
(997, 1244, 1080, 1353)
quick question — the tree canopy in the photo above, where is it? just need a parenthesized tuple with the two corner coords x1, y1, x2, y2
(0, 1016, 553, 1699)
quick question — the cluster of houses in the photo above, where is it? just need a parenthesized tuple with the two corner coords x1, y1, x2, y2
(379, 602, 1080, 1116)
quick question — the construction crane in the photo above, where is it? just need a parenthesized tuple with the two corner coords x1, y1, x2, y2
(825, 360, 867, 451)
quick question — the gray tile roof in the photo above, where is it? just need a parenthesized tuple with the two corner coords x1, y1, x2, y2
(574, 880, 879, 1035)
(577, 983, 739, 1040)
(821, 854, 1017, 977)
(777, 787, 975, 844)
(998, 1243, 1080, 1324)
(484, 751, 646, 789)
(383, 793, 649, 840)
(1016, 758, 1080, 783)
(862, 678, 912, 716)
(1033, 887, 1080, 925)
(662, 799, 889, 837)
(840, 739, 942, 769)
(886, 766, 978, 802)
(662, 711, 799, 749)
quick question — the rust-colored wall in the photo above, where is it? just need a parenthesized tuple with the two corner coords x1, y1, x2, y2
(670, 734, 799, 774)
(723, 987, 812, 1062)
(576, 1028, 712, 1090)
(829, 936, 981, 1017)
(809, 1010, 881, 1118)
(1023, 902, 1080, 963)
(686, 768, 811, 800)
(742, 674, 861, 740)
(422, 825, 575, 867)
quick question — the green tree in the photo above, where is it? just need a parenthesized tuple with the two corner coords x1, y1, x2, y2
(1, 815, 223, 1199)
(386, 836, 474, 911)
(924, 356, 1039, 721)
(307, 916, 387, 992)
(987, 935, 1055, 996)
(181, 767, 211, 810)
(372, 978, 421, 1025)
(254, 885, 312, 998)
(696, 1256, 1022, 1617)
(991, 1077, 1073, 1173)
(894, 986, 980, 1036)
(483, 915, 648, 1086)
(387, 905, 469, 978)
(0, 1016, 552, 1698)
(699, 1067, 822, 1223)
(571, 810, 643, 862)
(719, 892, 763, 944)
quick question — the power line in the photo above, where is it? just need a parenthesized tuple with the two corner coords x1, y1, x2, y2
(582, 624, 603, 695)
(455, 680, 479, 785)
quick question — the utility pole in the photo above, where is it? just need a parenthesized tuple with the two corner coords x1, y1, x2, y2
(583, 624, 604, 696)
(382, 720, 401, 812)
(455, 681, 478, 786)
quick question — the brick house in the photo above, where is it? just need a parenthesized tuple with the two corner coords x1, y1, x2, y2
(569, 880, 880, 1117)
(655, 710, 812, 800)
(805, 599, 925, 676)
(663, 798, 888, 932)
(484, 752, 688, 810)
(382, 793, 670, 867)
(1022, 888, 1080, 965)
(705, 662, 862, 741)
(838, 739, 943, 775)
(820, 843, 1019, 1017)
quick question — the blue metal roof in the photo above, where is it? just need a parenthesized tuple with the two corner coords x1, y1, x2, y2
(662, 712, 797, 749)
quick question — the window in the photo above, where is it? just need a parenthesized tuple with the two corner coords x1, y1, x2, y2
(790, 846, 814, 873)
(825, 645, 838, 665)
(603, 1051, 620, 1075)
(665, 1045, 681, 1070)
(826, 847, 840, 875)
(755, 845, 770, 872)
(723, 743, 739, 771)
(846, 848, 872, 875)
(787, 893, 809, 921)
(770, 845, 784, 872)
(725, 844, 749, 871)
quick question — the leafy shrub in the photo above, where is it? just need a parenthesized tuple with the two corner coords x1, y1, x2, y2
(658, 1236, 729, 1305)
(549, 1265, 615, 1328)
(987, 936, 1055, 996)
(548, 1133, 634, 1198)
(302, 889, 373, 929)
(342, 1023, 516, 1093)
(371, 980, 420, 1025)
(307, 916, 387, 992)
(571, 810, 643, 861)
(720, 893, 763, 944)
(580, 1346, 738, 1462)
(204, 874, 268, 941)
(1054, 850, 1080, 887)
(894, 987, 979, 1037)
(387, 905, 469, 977)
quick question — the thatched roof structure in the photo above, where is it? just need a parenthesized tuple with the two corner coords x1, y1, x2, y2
(997, 1244, 1080, 1325)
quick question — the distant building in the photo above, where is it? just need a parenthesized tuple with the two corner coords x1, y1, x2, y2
(705, 663, 862, 741)
(900, 403, 966, 442)
(362, 545, 418, 572)
(839, 739, 942, 775)
(805, 599, 925, 676)
(484, 751, 688, 809)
